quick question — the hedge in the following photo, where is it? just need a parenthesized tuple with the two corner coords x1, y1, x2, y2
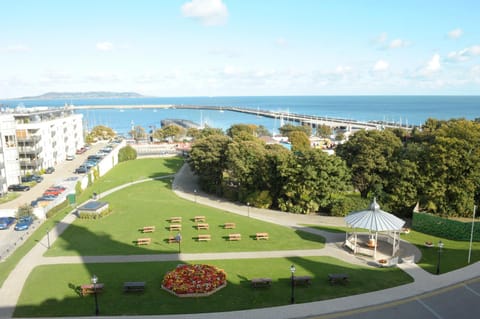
(412, 212, 480, 241)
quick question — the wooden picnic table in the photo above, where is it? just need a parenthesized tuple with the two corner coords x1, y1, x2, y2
(169, 224, 182, 231)
(228, 233, 241, 241)
(328, 273, 349, 285)
(224, 222, 236, 229)
(136, 238, 152, 245)
(251, 278, 272, 288)
(197, 234, 211, 241)
(255, 232, 269, 240)
(293, 275, 312, 286)
(81, 283, 104, 296)
(123, 281, 145, 293)
(142, 226, 155, 233)
(169, 217, 182, 223)
(197, 223, 209, 230)
(194, 216, 206, 222)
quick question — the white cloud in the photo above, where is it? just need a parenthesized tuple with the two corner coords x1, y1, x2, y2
(335, 65, 352, 75)
(96, 41, 113, 51)
(389, 39, 409, 49)
(0, 44, 31, 53)
(373, 60, 389, 72)
(418, 53, 441, 76)
(373, 32, 388, 45)
(86, 72, 121, 81)
(181, 0, 228, 26)
(447, 45, 480, 62)
(275, 37, 288, 47)
(448, 28, 463, 39)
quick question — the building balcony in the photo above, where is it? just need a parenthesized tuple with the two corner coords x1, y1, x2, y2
(18, 146, 43, 154)
(17, 135, 42, 143)
(20, 158, 42, 168)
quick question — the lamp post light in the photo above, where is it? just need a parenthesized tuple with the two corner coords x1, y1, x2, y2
(194, 189, 197, 203)
(175, 232, 182, 253)
(247, 202, 250, 218)
(91, 274, 99, 316)
(290, 264, 296, 304)
(46, 228, 50, 249)
(436, 241, 444, 275)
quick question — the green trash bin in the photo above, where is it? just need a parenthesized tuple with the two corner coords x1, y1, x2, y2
(67, 193, 76, 205)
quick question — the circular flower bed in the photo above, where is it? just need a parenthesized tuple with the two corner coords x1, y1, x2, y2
(162, 264, 227, 297)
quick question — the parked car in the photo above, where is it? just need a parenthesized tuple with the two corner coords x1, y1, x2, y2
(14, 216, 34, 231)
(21, 175, 43, 183)
(75, 167, 88, 174)
(76, 147, 87, 155)
(45, 167, 55, 174)
(8, 184, 30, 192)
(0, 217, 16, 230)
(66, 155, 75, 161)
(37, 195, 57, 201)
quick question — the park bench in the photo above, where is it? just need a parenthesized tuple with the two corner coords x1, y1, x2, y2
(81, 283, 104, 296)
(169, 217, 182, 223)
(142, 226, 155, 233)
(228, 233, 242, 241)
(328, 273, 349, 285)
(169, 224, 182, 231)
(136, 238, 152, 245)
(123, 281, 146, 293)
(293, 275, 312, 286)
(255, 232, 269, 240)
(194, 216, 206, 222)
(197, 223, 209, 230)
(167, 236, 180, 243)
(224, 222, 236, 229)
(251, 278, 272, 288)
(197, 234, 211, 241)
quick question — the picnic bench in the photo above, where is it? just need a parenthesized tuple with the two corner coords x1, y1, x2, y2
(251, 278, 272, 288)
(81, 283, 104, 296)
(169, 224, 182, 231)
(197, 223, 209, 230)
(142, 226, 155, 233)
(123, 281, 146, 293)
(197, 234, 211, 241)
(167, 236, 180, 243)
(169, 217, 182, 223)
(328, 273, 349, 285)
(293, 275, 313, 286)
(194, 216, 206, 222)
(255, 232, 269, 240)
(224, 222, 236, 229)
(136, 238, 152, 245)
(228, 233, 242, 241)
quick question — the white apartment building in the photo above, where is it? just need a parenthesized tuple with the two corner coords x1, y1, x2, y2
(0, 114, 21, 195)
(13, 106, 84, 173)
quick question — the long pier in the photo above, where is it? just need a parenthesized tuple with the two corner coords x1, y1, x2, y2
(71, 104, 413, 131)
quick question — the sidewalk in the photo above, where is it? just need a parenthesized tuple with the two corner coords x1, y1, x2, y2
(0, 163, 478, 319)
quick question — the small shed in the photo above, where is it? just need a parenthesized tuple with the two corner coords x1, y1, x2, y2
(344, 198, 405, 259)
(77, 201, 109, 216)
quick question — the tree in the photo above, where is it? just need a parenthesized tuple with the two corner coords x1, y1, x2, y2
(162, 125, 185, 141)
(316, 124, 332, 138)
(279, 124, 312, 137)
(129, 125, 146, 142)
(87, 125, 116, 141)
(152, 128, 165, 141)
(186, 127, 202, 140)
(289, 131, 310, 153)
(17, 203, 33, 218)
(118, 145, 137, 162)
(227, 124, 258, 139)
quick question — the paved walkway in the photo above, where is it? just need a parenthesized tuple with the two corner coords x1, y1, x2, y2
(0, 163, 478, 319)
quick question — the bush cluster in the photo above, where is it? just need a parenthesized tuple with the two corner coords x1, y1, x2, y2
(412, 212, 480, 241)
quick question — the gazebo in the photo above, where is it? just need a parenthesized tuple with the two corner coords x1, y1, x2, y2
(344, 198, 405, 259)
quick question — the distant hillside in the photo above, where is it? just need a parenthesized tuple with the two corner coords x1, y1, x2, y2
(18, 91, 147, 100)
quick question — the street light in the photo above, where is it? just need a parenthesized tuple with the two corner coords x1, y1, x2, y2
(175, 232, 182, 253)
(194, 189, 197, 203)
(91, 274, 100, 316)
(436, 241, 444, 275)
(247, 202, 250, 218)
(46, 228, 50, 249)
(290, 264, 296, 304)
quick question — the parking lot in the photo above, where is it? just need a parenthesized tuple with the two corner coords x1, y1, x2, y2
(0, 142, 108, 261)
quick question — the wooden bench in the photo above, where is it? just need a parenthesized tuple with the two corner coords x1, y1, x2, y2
(197, 223, 209, 230)
(123, 281, 145, 293)
(81, 283, 104, 296)
(251, 278, 272, 288)
(136, 238, 152, 245)
(224, 222, 236, 229)
(142, 226, 155, 233)
(293, 275, 312, 286)
(167, 236, 180, 243)
(169, 217, 182, 223)
(256, 232, 269, 240)
(194, 216, 206, 222)
(328, 273, 349, 285)
(228, 233, 241, 241)
(197, 234, 211, 241)
(169, 224, 182, 231)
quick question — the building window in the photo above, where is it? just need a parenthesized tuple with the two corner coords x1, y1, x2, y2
(4, 135, 16, 148)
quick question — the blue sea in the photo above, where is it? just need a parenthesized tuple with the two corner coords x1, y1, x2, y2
(1, 96, 479, 136)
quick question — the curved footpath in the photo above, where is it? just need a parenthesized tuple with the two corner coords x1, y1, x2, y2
(0, 163, 479, 319)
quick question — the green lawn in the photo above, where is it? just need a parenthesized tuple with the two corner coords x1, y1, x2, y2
(14, 256, 413, 317)
(46, 180, 324, 256)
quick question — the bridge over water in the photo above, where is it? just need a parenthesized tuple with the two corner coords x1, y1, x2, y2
(72, 104, 413, 131)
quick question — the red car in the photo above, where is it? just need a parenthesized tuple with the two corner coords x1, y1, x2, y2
(76, 147, 86, 155)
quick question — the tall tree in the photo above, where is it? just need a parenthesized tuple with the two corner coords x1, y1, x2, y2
(289, 131, 310, 153)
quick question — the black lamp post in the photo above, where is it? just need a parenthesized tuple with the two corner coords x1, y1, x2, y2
(91, 274, 99, 316)
(290, 264, 296, 304)
(247, 202, 250, 218)
(194, 189, 197, 203)
(436, 241, 444, 275)
(175, 232, 182, 253)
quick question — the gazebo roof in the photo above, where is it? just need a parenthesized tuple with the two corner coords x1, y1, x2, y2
(345, 198, 405, 231)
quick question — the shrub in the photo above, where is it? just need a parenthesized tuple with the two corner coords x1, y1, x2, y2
(17, 204, 33, 218)
(327, 194, 370, 216)
(118, 145, 137, 162)
(78, 208, 112, 220)
(45, 200, 69, 219)
(246, 190, 272, 209)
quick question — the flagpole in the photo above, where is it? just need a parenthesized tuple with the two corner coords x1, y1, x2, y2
(468, 205, 476, 264)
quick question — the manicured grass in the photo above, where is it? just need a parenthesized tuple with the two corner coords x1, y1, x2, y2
(46, 180, 325, 256)
(307, 225, 480, 274)
(14, 256, 413, 317)
(0, 192, 20, 204)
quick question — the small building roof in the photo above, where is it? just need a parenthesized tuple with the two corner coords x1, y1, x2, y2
(345, 198, 405, 231)
(78, 201, 109, 211)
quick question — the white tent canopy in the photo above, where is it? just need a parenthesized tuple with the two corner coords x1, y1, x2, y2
(344, 198, 405, 259)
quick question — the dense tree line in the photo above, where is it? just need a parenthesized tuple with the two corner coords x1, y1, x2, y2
(188, 119, 480, 218)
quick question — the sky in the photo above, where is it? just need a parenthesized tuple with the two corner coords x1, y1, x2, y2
(1, 0, 480, 98)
